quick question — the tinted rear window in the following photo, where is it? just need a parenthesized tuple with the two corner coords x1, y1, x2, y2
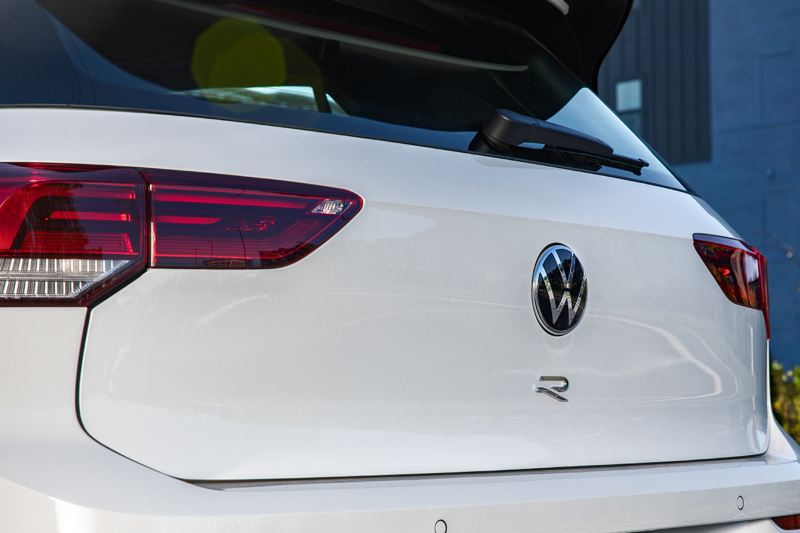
(0, 0, 76, 104)
(4, 0, 685, 190)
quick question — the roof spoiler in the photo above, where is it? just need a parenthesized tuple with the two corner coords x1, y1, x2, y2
(492, 0, 633, 91)
(545, 0, 570, 15)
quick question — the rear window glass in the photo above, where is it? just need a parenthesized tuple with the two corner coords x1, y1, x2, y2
(6, 0, 684, 190)
(0, 0, 75, 105)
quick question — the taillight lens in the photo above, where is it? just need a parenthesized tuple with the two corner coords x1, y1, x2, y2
(0, 163, 361, 305)
(775, 515, 800, 530)
(0, 164, 146, 304)
(145, 170, 361, 268)
(693, 233, 770, 337)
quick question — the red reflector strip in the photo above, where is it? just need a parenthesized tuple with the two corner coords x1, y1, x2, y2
(48, 211, 133, 222)
(19, 231, 135, 255)
(154, 190, 312, 209)
(228, 2, 445, 53)
(156, 215, 223, 225)
(775, 515, 800, 530)
(11, 162, 115, 173)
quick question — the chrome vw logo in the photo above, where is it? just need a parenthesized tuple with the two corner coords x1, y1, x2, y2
(531, 244, 587, 336)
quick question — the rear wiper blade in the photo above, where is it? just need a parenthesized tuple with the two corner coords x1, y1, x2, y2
(470, 109, 649, 173)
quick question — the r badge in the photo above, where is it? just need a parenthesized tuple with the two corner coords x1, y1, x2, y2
(536, 376, 569, 402)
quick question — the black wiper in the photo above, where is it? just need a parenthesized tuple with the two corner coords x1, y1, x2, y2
(470, 109, 649, 174)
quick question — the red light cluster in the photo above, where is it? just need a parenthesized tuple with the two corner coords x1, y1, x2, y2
(0, 163, 361, 305)
(694, 233, 770, 337)
(775, 515, 800, 530)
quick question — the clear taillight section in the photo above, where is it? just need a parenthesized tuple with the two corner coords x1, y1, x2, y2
(0, 164, 146, 304)
(0, 163, 361, 305)
(693, 233, 770, 338)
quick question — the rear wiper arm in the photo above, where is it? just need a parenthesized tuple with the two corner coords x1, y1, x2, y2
(470, 109, 649, 173)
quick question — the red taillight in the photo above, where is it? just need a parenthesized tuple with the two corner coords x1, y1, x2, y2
(775, 515, 800, 530)
(144, 170, 361, 268)
(0, 163, 362, 304)
(0, 164, 146, 305)
(693, 233, 770, 338)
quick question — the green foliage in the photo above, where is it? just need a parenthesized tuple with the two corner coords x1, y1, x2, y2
(771, 360, 800, 442)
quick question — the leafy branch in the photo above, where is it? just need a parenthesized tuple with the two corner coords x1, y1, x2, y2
(771, 360, 800, 442)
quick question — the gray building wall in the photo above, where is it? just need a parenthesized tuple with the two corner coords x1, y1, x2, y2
(600, 0, 800, 364)
(598, 0, 711, 164)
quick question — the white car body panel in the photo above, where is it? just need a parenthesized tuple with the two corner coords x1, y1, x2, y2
(0, 306, 797, 532)
(1, 0, 797, 524)
(0, 108, 769, 480)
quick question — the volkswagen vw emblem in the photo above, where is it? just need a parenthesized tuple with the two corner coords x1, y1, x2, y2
(532, 244, 587, 336)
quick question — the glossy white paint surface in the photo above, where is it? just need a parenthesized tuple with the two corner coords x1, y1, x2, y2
(0, 107, 795, 531)
(0, 107, 770, 480)
(0, 304, 795, 533)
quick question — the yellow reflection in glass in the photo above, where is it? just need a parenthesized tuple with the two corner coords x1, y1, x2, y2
(192, 19, 287, 89)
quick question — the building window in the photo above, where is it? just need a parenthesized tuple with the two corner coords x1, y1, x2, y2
(598, 1, 710, 164)
(615, 79, 643, 135)
(615, 79, 642, 112)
